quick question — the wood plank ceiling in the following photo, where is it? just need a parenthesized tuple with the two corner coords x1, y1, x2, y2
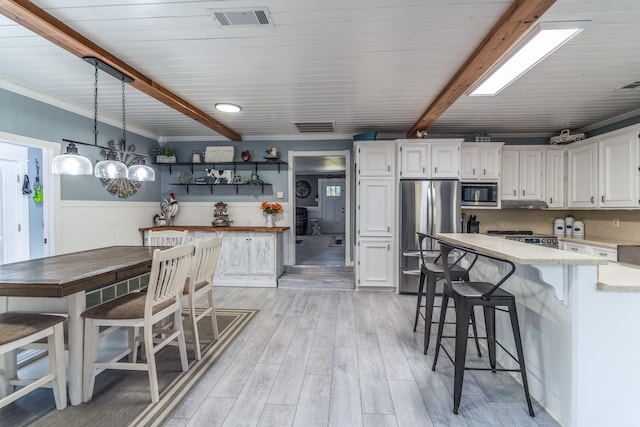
(0, 0, 639, 141)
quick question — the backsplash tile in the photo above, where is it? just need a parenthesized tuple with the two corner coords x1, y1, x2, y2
(463, 209, 640, 243)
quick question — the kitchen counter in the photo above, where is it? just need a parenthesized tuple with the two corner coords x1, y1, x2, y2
(139, 225, 290, 233)
(435, 232, 640, 427)
(437, 233, 606, 265)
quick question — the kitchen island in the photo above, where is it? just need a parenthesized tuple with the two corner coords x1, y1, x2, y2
(140, 226, 290, 287)
(436, 233, 639, 427)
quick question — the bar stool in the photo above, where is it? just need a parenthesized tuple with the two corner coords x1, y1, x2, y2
(432, 240, 534, 417)
(0, 312, 67, 410)
(413, 233, 481, 356)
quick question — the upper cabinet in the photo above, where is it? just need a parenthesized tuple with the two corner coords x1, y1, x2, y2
(397, 139, 462, 179)
(501, 147, 544, 200)
(357, 143, 395, 177)
(598, 132, 639, 208)
(568, 141, 598, 208)
(460, 143, 503, 181)
(568, 130, 639, 209)
(545, 148, 566, 208)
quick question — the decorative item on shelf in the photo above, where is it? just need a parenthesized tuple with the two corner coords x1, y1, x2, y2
(212, 201, 232, 227)
(205, 168, 234, 184)
(260, 201, 283, 228)
(204, 146, 234, 162)
(192, 151, 202, 163)
(549, 129, 585, 145)
(474, 133, 492, 143)
(153, 212, 167, 226)
(154, 147, 176, 163)
(244, 172, 264, 185)
(176, 171, 193, 184)
(160, 193, 179, 226)
(242, 150, 251, 161)
(194, 176, 209, 184)
(233, 174, 243, 184)
(264, 147, 279, 160)
(416, 130, 428, 139)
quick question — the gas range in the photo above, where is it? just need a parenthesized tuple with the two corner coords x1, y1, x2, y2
(487, 230, 558, 249)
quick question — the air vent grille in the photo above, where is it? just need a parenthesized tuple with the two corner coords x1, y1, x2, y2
(293, 122, 336, 133)
(210, 8, 272, 27)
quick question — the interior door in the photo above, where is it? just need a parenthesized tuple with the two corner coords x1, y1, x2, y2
(319, 178, 345, 234)
(0, 159, 28, 264)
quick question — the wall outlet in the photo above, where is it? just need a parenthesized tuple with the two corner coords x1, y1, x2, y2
(276, 191, 284, 199)
(613, 219, 620, 228)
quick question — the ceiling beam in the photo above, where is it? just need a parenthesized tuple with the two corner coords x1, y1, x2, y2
(0, 0, 242, 141)
(407, 0, 557, 137)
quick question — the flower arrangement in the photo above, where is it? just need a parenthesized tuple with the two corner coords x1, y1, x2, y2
(260, 201, 283, 215)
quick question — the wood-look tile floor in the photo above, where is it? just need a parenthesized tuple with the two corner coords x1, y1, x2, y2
(164, 288, 561, 427)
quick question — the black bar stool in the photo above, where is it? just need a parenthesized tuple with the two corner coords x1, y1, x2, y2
(431, 240, 535, 417)
(413, 233, 481, 356)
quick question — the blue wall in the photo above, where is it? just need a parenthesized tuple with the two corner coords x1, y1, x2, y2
(0, 87, 161, 202)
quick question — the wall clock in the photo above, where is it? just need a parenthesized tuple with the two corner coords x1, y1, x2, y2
(296, 179, 311, 198)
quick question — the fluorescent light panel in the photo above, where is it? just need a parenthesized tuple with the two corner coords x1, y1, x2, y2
(469, 21, 589, 96)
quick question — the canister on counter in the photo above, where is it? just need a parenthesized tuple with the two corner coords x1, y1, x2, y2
(564, 216, 574, 237)
(553, 218, 565, 237)
(572, 220, 584, 239)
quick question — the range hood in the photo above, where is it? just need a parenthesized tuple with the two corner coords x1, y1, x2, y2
(501, 200, 549, 209)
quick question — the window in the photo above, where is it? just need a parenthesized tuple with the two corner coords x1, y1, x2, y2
(325, 185, 342, 197)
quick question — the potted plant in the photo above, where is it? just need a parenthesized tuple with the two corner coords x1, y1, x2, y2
(154, 147, 176, 163)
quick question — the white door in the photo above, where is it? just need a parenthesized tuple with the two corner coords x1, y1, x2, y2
(460, 145, 480, 180)
(598, 133, 639, 208)
(519, 149, 543, 200)
(0, 149, 29, 264)
(480, 146, 502, 180)
(568, 143, 598, 208)
(501, 150, 519, 200)
(319, 178, 345, 234)
(358, 179, 393, 237)
(357, 238, 394, 287)
(356, 144, 394, 176)
(399, 144, 430, 178)
(431, 143, 460, 178)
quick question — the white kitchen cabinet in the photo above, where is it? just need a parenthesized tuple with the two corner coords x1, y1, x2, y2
(355, 140, 396, 290)
(431, 142, 460, 178)
(598, 132, 639, 208)
(357, 238, 394, 287)
(568, 141, 598, 208)
(561, 240, 617, 262)
(399, 143, 430, 178)
(501, 147, 544, 200)
(357, 179, 394, 237)
(562, 241, 589, 254)
(214, 232, 284, 287)
(356, 142, 395, 177)
(460, 143, 502, 180)
(545, 148, 566, 208)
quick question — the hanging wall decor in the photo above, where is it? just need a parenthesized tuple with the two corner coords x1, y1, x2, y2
(99, 139, 144, 198)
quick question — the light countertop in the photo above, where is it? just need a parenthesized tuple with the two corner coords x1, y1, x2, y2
(436, 233, 607, 266)
(598, 263, 640, 292)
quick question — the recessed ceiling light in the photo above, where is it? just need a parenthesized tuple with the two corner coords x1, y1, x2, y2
(215, 103, 241, 113)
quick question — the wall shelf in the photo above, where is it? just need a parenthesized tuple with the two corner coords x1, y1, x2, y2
(170, 182, 271, 194)
(154, 160, 287, 174)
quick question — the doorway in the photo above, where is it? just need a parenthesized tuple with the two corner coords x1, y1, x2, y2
(0, 133, 57, 263)
(288, 150, 351, 267)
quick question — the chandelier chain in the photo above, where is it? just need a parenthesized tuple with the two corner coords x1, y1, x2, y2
(121, 79, 127, 143)
(93, 64, 99, 145)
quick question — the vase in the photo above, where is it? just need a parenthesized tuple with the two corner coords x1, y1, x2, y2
(265, 214, 275, 228)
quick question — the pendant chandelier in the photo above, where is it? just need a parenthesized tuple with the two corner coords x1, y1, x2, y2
(52, 57, 155, 182)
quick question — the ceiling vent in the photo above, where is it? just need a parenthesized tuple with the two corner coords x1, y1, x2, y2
(209, 8, 272, 27)
(620, 81, 640, 89)
(293, 122, 336, 133)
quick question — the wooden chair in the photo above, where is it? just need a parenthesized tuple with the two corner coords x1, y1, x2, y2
(146, 229, 188, 246)
(82, 244, 193, 403)
(0, 312, 67, 410)
(183, 237, 223, 360)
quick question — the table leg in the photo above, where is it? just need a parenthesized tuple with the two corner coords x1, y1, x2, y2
(66, 292, 86, 406)
(0, 296, 13, 398)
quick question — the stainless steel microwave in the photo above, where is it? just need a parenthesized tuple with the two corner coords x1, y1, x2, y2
(461, 182, 498, 207)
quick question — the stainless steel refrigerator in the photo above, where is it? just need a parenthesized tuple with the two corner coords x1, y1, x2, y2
(399, 179, 461, 294)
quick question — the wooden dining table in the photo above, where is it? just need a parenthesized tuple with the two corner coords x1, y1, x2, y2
(0, 246, 163, 406)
